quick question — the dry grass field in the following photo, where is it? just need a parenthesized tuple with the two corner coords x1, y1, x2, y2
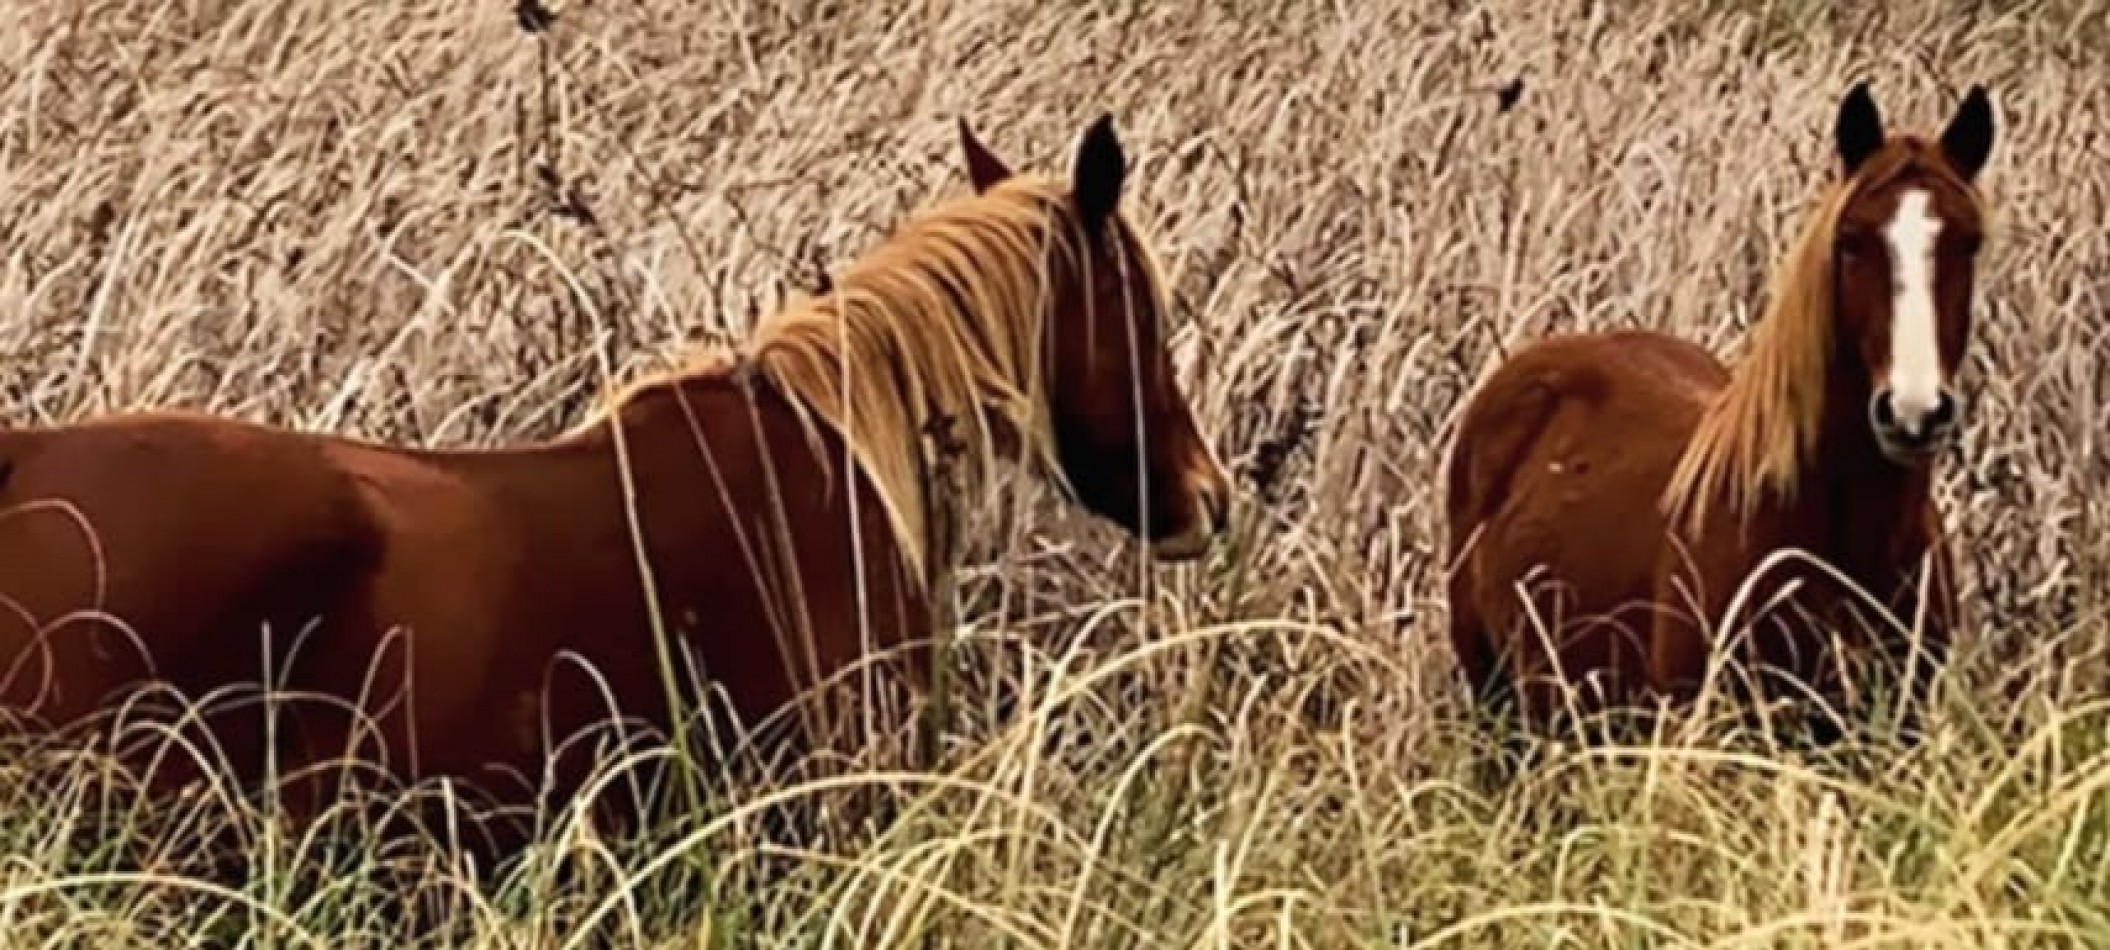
(3, 0, 2110, 945)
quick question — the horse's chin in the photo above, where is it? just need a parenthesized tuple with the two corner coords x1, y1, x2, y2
(1874, 432, 1951, 468)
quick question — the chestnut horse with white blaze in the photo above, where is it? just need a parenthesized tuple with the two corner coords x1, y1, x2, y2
(0, 114, 1231, 845)
(1443, 82, 1995, 738)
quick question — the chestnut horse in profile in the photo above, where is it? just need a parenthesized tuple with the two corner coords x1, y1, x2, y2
(0, 114, 1231, 849)
(1443, 82, 1995, 741)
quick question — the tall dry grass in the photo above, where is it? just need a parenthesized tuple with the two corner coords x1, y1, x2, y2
(2, 0, 2109, 945)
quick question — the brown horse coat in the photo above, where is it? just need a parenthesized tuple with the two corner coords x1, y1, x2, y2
(0, 115, 1232, 848)
(0, 381, 906, 809)
(1443, 83, 1996, 735)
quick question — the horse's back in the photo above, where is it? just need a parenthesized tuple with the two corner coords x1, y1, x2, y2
(1444, 329, 1730, 700)
(291, 439, 532, 782)
(369, 375, 927, 799)
(1447, 329, 1724, 527)
(0, 377, 930, 847)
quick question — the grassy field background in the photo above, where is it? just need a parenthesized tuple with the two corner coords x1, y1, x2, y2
(3, 0, 2110, 946)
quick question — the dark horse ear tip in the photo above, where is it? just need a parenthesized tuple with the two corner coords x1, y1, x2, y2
(1072, 112, 1126, 230)
(1940, 82, 1996, 180)
(1834, 79, 1885, 175)
(1840, 80, 1879, 115)
(1081, 112, 1122, 153)
(1836, 81, 1881, 133)
(1961, 83, 1993, 115)
(1075, 113, 1126, 178)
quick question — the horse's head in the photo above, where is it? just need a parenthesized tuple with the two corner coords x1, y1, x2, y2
(1828, 81, 1994, 466)
(956, 115, 1231, 560)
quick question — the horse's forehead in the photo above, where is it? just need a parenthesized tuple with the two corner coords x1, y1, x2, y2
(1844, 146, 1980, 233)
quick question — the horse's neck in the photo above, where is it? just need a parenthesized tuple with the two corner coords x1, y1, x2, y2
(1789, 369, 1940, 579)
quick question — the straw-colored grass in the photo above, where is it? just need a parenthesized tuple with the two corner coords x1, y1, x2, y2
(2, 0, 2108, 945)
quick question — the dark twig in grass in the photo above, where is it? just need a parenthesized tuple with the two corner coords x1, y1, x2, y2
(513, 0, 555, 34)
(918, 409, 969, 774)
(514, 0, 597, 230)
(807, 242, 835, 296)
(1496, 76, 1524, 112)
(1248, 393, 1318, 506)
(535, 162, 599, 226)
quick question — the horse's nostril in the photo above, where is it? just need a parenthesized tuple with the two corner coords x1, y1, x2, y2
(1870, 391, 1897, 428)
(1928, 391, 1958, 431)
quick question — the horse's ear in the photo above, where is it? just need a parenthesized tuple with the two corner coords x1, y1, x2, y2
(1834, 81, 1884, 176)
(1072, 113, 1125, 234)
(958, 117, 1012, 193)
(1939, 84, 1994, 182)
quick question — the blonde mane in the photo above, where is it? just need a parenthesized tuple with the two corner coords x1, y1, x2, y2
(589, 173, 1168, 589)
(1658, 171, 1857, 535)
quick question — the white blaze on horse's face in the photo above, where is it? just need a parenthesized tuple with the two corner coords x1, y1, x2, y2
(1869, 186, 1957, 460)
